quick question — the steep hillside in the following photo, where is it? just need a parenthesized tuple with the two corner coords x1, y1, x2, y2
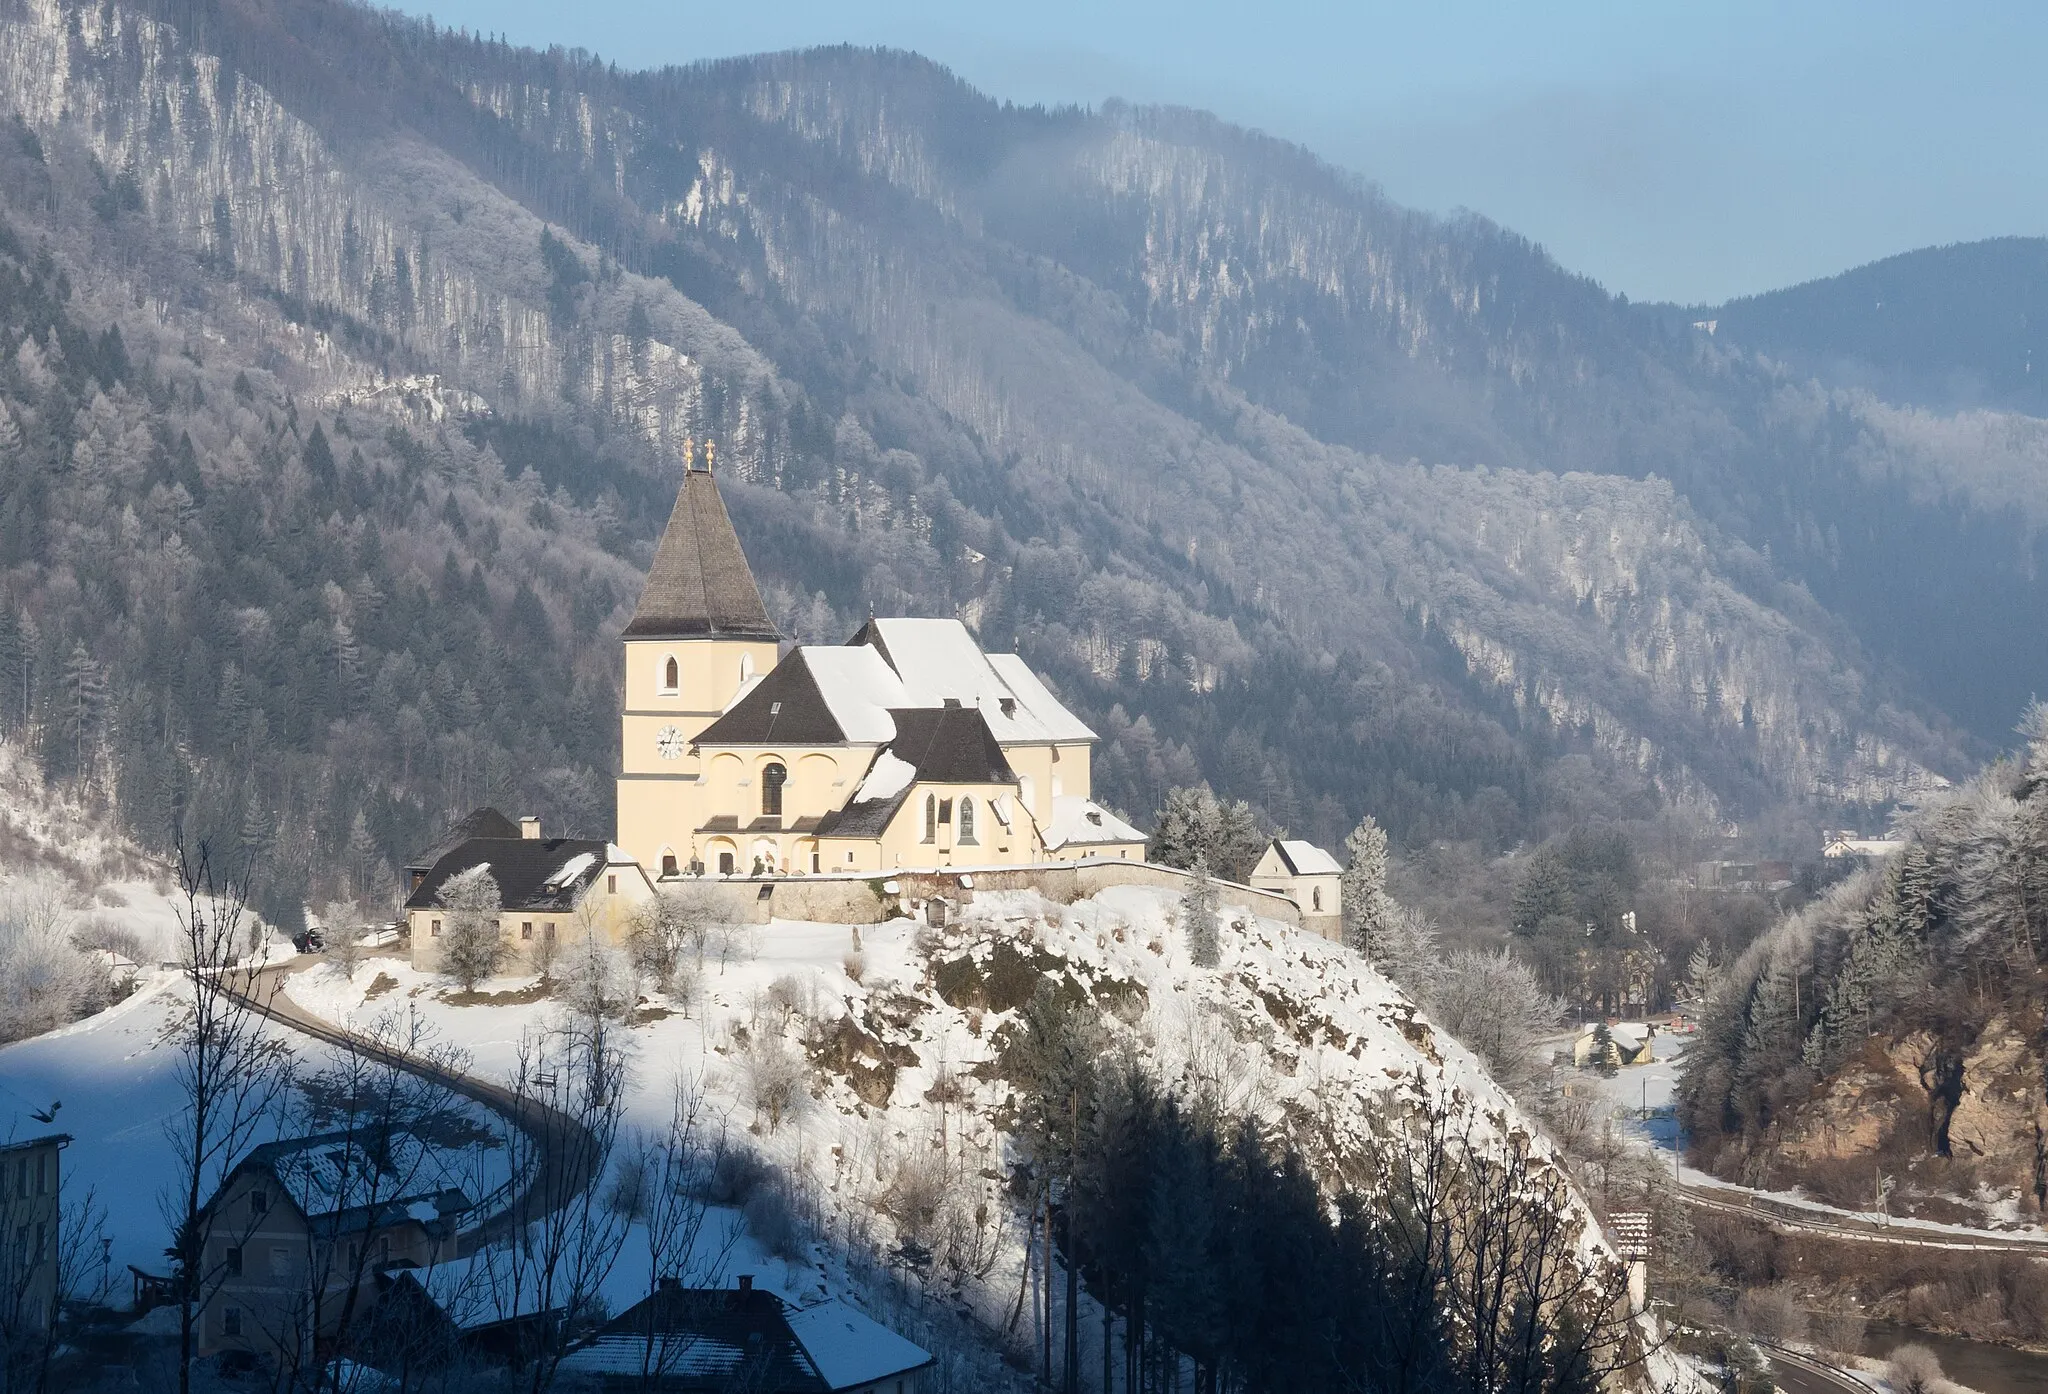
(269, 883, 1690, 1390)
(0, 0, 2015, 918)
(1678, 702, 2048, 1228)
(1709, 237, 2048, 414)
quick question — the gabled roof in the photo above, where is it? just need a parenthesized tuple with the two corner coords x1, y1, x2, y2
(881, 707, 1016, 785)
(694, 648, 905, 748)
(850, 617, 1094, 743)
(625, 470, 780, 641)
(227, 1128, 471, 1232)
(557, 1285, 932, 1392)
(404, 837, 610, 913)
(406, 807, 520, 873)
(1270, 839, 1341, 876)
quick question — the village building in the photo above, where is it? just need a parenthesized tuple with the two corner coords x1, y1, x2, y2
(1572, 1022, 1657, 1070)
(553, 1275, 933, 1393)
(614, 462, 1144, 878)
(1248, 839, 1343, 941)
(404, 814, 655, 974)
(0, 1133, 68, 1338)
(196, 1130, 472, 1359)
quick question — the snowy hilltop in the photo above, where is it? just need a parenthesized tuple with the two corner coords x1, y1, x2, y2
(261, 884, 1691, 1392)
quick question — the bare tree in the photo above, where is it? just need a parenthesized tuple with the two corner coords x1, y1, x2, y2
(253, 1006, 473, 1393)
(479, 1024, 630, 1394)
(609, 1076, 738, 1387)
(437, 866, 505, 992)
(162, 840, 293, 1394)
(1425, 949, 1566, 1096)
(624, 886, 724, 992)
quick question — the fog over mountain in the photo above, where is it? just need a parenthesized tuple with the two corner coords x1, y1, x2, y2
(2, 0, 2044, 917)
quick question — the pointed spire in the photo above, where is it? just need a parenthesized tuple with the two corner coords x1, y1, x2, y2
(624, 468, 779, 640)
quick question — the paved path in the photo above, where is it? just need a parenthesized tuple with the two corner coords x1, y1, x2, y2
(1757, 1342, 1879, 1394)
(231, 961, 602, 1255)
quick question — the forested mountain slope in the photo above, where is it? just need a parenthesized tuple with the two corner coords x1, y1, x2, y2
(0, 0, 2018, 922)
(1679, 701, 2048, 1224)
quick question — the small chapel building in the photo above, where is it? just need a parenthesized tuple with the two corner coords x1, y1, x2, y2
(614, 461, 1146, 879)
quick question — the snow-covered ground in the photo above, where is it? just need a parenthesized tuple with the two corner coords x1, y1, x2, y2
(3, 883, 1703, 1387)
(0, 966, 511, 1288)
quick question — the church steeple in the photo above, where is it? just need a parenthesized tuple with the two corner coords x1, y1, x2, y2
(625, 462, 779, 640)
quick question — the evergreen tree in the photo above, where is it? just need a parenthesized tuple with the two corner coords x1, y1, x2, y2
(1341, 813, 1394, 960)
(1180, 856, 1221, 968)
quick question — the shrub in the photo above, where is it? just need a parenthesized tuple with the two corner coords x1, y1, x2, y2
(743, 1184, 807, 1260)
(738, 1035, 806, 1131)
(1733, 1284, 1808, 1342)
(1886, 1344, 1945, 1394)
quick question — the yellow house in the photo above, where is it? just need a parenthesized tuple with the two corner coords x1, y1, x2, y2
(615, 463, 1145, 878)
(404, 815, 654, 974)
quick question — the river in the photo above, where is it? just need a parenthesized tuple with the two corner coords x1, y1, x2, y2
(1858, 1323, 2048, 1394)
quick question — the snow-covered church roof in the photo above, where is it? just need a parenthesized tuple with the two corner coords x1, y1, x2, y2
(698, 617, 1094, 751)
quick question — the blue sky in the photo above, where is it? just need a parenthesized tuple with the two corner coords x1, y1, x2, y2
(390, 1, 2045, 305)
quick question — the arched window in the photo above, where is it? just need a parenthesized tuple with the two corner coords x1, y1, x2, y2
(738, 652, 755, 684)
(923, 794, 937, 844)
(662, 656, 679, 694)
(1312, 886, 1323, 911)
(959, 797, 977, 845)
(762, 762, 787, 817)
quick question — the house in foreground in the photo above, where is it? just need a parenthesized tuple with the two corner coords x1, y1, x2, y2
(554, 1275, 933, 1393)
(0, 1132, 68, 1339)
(197, 1130, 472, 1359)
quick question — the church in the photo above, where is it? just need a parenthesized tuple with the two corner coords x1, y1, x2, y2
(614, 458, 1147, 880)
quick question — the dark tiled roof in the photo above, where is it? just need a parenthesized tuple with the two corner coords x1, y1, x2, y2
(882, 707, 1015, 785)
(406, 807, 520, 873)
(625, 470, 780, 640)
(694, 653, 844, 746)
(812, 790, 909, 841)
(559, 1286, 827, 1391)
(404, 837, 609, 913)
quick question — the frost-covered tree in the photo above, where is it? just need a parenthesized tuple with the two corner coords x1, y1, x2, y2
(1150, 786, 1266, 881)
(1180, 857, 1221, 968)
(436, 865, 504, 991)
(1340, 814, 1395, 960)
(1426, 949, 1564, 1094)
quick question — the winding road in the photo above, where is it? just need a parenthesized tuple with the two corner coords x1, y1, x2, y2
(231, 960, 601, 1254)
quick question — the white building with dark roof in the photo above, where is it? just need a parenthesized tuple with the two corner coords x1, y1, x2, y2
(615, 464, 1144, 878)
(1249, 838, 1344, 941)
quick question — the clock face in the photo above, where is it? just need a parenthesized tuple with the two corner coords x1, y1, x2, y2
(656, 725, 685, 761)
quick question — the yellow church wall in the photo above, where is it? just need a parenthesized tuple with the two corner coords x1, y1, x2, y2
(617, 773, 706, 877)
(1001, 742, 1094, 833)
(620, 639, 779, 778)
(871, 784, 1042, 870)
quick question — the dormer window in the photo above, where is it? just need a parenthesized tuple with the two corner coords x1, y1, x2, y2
(662, 656, 680, 695)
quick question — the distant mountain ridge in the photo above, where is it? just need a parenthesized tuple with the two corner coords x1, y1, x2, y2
(3, 0, 2043, 911)
(1707, 236, 2048, 414)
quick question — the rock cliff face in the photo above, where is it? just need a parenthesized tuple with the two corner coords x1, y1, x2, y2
(1774, 1023, 2048, 1218)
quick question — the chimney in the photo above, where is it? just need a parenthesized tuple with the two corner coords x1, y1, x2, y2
(520, 816, 541, 840)
(737, 1274, 753, 1293)
(658, 1275, 680, 1294)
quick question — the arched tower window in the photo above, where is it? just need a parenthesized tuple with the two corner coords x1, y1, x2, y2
(739, 652, 756, 684)
(959, 797, 977, 845)
(762, 762, 787, 817)
(923, 794, 937, 844)
(662, 656, 679, 694)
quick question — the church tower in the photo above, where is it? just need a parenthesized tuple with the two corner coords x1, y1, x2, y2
(616, 449, 781, 877)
